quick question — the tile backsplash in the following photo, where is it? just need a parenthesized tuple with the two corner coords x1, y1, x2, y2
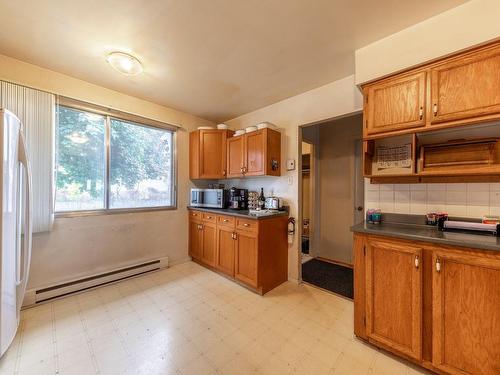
(365, 181, 500, 219)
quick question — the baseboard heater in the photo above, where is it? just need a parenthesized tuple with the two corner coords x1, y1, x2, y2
(23, 257, 169, 306)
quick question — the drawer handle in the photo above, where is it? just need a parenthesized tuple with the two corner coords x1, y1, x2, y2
(433, 103, 438, 116)
(419, 106, 423, 120)
(223, 219, 229, 222)
(414, 255, 419, 269)
(207, 216, 212, 219)
(243, 223, 250, 227)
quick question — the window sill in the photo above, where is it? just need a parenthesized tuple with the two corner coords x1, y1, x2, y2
(55, 206, 177, 218)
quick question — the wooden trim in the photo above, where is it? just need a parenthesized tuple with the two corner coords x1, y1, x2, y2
(316, 256, 353, 269)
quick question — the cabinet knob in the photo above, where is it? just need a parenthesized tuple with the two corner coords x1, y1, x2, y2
(223, 219, 229, 222)
(414, 255, 419, 269)
(243, 223, 250, 227)
(435, 257, 441, 272)
(207, 216, 212, 219)
(433, 103, 438, 116)
(222, 169, 226, 176)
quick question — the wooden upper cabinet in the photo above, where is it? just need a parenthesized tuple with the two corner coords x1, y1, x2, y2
(432, 250, 500, 375)
(245, 130, 265, 175)
(234, 229, 259, 288)
(431, 44, 500, 125)
(227, 129, 281, 178)
(365, 238, 422, 360)
(190, 129, 231, 179)
(227, 135, 245, 178)
(364, 71, 426, 136)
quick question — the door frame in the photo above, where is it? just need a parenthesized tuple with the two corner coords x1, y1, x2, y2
(297, 110, 363, 282)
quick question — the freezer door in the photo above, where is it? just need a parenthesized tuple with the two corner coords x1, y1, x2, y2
(0, 109, 21, 357)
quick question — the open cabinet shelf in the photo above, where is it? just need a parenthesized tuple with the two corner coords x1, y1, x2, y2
(364, 122, 500, 183)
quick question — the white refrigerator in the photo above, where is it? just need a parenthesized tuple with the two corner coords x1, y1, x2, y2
(0, 109, 32, 357)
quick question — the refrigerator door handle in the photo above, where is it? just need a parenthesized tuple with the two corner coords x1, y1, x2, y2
(16, 131, 32, 292)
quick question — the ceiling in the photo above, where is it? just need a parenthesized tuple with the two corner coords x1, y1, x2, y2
(0, 0, 468, 122)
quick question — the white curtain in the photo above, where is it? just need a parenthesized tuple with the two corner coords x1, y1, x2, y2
(1, 81, 55, 232)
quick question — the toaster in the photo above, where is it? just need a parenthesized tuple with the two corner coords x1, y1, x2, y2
(265, 197, 280, 210)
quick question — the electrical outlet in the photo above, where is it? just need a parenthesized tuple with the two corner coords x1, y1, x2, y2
(286, 159, 295, 171)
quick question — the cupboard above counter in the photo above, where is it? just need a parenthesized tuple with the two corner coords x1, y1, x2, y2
(362, 40, 500, 183)
(362, 41, 500, 139)
(190, 128, 281, 180)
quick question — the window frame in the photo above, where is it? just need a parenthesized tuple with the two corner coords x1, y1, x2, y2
(55, 98, 177, 217)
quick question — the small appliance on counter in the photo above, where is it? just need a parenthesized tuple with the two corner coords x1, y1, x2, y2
(265, 197, 280, 210)
(438, 217, 500, 236)
(229, 187, 248, 210)
(190, 188, 228, 208)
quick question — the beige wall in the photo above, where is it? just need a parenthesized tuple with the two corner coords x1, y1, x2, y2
(355, 0, 500, 84)
(317, 114, 363, 264)
(225, 75, 363, 280)
(0, 54, 214, 290)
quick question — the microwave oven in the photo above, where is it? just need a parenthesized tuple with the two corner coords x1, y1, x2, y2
(190, 188, 227, 208)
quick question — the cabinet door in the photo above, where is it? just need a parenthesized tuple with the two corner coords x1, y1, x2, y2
(366, 239, 422, 360)
(199, 130, 227, 178)
(189, 220, 203, 260)
(431, 45, 500, 125)
(201, 222, 216, 267)
(432, 250, 500, 375)
(227, 136, 245, 178)
(216, 226, 235, 276)
(235, 230, 258, 288)
(365, 71, 426, 135)
(245, 130, 265, 176)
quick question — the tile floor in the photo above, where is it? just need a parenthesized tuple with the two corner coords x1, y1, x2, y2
(0, 262, 430, 375)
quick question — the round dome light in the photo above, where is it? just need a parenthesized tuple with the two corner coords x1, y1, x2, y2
(106, 51, 143, 75)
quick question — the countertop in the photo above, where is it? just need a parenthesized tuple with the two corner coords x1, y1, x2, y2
(351, 221, 500, 253)
(187, 206, 288, 220)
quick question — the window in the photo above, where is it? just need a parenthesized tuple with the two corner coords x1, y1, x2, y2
(55, 104, 175, 213)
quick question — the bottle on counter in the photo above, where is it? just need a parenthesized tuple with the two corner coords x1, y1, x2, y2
(258, 188, 265, 210)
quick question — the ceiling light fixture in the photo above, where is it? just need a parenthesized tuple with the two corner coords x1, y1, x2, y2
(106, 51, 143, 75)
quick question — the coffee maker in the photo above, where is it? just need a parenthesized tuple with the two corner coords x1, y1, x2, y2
(229, 187, 248, 210)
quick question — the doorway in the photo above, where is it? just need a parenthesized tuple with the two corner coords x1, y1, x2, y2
(299, 112, 364, 298)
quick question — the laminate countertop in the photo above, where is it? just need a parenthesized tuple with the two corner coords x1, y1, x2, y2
(351, 221, 500, 253)
(187, 206, 288, 220)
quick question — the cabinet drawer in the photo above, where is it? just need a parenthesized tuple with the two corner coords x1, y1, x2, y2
(189, 210, 202, 222)
(236, 218, 258, 232)
(202, 213, 216, 223)
(217, 215, 235, 228)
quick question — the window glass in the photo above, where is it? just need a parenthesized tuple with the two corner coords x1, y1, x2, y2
(109, 118, 173, 209)
(55, 107, 105, 211)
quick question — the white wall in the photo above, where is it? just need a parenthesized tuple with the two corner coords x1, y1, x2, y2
(0, 54, 214, 290)
(225, 75, 363, 280)
(355, 0, 500, 84)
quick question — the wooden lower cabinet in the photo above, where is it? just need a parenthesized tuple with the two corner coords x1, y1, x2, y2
(201, 222, 216, 267)
(216, 226, 235, 277)
(189, 209, 287, 294)
(432, 250, 500, 375)
(365, 238, 422, 360)
(188, 220, 202, 260)
(354, 233, 500, 375)
(234, 230, 258, 288)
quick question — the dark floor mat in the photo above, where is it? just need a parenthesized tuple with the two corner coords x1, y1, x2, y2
(301, 258, 353, 299)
